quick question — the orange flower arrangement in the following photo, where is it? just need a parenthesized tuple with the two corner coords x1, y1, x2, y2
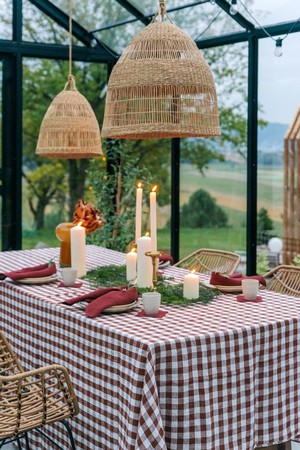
(73, 199, 105, 233)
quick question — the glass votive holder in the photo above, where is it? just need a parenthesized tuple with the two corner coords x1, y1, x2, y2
(242, 279, 259, 300)
(142, 292, 161, 316)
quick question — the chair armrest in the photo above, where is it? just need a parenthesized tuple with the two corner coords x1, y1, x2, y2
(0, 363, 79, 419)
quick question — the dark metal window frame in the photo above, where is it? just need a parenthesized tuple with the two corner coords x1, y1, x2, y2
(1, 0, 299, 273)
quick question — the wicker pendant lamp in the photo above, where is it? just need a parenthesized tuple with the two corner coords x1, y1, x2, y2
(36, 1, 102, 158)
(102, 0, 221, 140)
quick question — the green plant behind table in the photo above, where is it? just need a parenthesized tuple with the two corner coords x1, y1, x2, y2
(86, 140, 151, 252)
(180, 188, 228, 228)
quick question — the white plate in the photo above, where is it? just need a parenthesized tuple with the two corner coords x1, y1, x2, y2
(159, 261, 171, 269)
(78, 299, 140, 314)
(11, 273, 59, 285)
(201, 281, 243, 293)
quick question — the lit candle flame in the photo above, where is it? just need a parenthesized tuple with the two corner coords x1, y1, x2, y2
(137, 182, 142, 188)
(145, 232, 149, 237)
(191, 269, 196, 274)
(78, 221, 83, 227)
(130, 248, 137, 253)
(152, 185, 158, 192)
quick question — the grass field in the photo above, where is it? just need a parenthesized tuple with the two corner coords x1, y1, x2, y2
(21, 160, 284, 260)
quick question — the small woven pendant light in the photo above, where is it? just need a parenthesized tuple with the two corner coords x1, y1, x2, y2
(102, 0, 221, 140)
(36, 0, 102, 158)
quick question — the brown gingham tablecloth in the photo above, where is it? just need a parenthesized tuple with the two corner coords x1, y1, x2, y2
(0, 245, 300, 450)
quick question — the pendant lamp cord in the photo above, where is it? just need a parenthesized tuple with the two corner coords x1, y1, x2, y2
(152, 0, 173, 23)
(69, 0, 73, 78)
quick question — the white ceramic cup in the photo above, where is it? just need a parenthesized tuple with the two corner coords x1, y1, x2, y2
(142, 292, 161, 316)
(242, 279, 259, 300)
(61, 268, 77, 286)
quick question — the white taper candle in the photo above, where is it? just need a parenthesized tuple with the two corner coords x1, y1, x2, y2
(137, 234, 153, 288)
(70, 222, 86, 277)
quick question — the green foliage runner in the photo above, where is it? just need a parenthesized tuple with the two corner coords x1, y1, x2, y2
(84, 265, 219, 306)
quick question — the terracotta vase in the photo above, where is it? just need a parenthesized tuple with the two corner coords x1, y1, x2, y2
(55, 222, 75, 267)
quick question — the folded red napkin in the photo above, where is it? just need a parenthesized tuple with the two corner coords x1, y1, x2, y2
(0, 262, 57, 281)
(63, 286, 127, 305)
(210, 272, 266, 287)
(159, 253, 174, 265)
(85, 287, 138, 318)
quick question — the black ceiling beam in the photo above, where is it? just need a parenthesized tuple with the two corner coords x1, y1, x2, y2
(28, 0, 118, 58)
(196, 19, 300, 48)
(214, 0, 254, 30)
(92, 0, 210, 33)
(114, 0, 151, 25)
(0, 40, 117, 62)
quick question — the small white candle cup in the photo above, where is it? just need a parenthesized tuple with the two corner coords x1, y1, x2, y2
(242, 279, 259, 300)
(61, 268, 77, 286)
(142, 292, 161, 316)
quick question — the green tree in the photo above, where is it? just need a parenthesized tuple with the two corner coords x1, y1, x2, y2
(22, 163, 67, 229)
(180, 189, 228, 228)
(257, 207, 273, 233)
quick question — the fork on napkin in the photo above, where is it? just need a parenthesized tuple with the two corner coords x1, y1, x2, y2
(63, 286, 138, 317)
(0, 262, 57, 281)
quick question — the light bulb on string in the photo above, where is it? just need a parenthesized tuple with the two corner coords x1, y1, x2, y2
(274, 38, 283, 57)
(230, 0, 238, 15)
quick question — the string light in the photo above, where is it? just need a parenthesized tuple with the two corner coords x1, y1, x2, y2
(230, 0, 238, 16)
(231, 0, 300, 57)
(210, 0, 216, 4)
(274, 38, 283, 57)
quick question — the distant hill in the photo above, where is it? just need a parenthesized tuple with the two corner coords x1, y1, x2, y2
(258, 122, 288, 153)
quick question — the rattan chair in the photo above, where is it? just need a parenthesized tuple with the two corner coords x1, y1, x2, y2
(174, 248, 241, 275)
(264, 264, 300, 296)
(0, 331, 79, 449)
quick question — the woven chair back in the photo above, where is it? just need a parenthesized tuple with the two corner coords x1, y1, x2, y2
(175, 248, 241, 275)
(264, 265, 300, 295)
(0, 331, 79, 440)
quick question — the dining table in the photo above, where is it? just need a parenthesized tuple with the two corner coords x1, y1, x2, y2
(0, 244, 300, 450)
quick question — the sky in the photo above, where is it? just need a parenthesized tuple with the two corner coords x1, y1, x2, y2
(251, 0, 300, 124)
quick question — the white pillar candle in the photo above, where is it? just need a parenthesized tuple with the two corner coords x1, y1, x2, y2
(71, 222, 86, 278)
(137, 234, 153, 288)
(150, 186, 157, 253)
(135, 183, 143, 243)
(126, 249, 137, 282)
(183, 270, 199, 300)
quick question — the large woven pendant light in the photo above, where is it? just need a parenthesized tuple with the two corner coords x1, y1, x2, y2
(36, 0, 102, 158)
(102, 0, 221, 140)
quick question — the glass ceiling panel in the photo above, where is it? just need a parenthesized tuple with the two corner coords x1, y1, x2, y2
(52, 0, 136, 32)
(95, 21, 144, 54)
(23, 0, 77, 45)
(171, 3, 243, 39)
(224, 0, 299, 27)
(0, 0, 12, 40)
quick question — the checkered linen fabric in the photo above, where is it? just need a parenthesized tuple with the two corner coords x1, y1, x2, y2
(0, 246, 300, 449)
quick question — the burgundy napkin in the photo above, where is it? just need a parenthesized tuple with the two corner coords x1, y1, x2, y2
(85, 287, 138, 318)
(159, 253, 174, 265)
(63, 286, 127, 305)
(210, 272, 266, 287)
(0, 262, 57, 281)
